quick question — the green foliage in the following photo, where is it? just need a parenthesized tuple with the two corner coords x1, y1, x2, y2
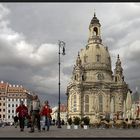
(67, 117, 72, 125)
(82, 116, 90, 125)
(73, 116, 81, 125)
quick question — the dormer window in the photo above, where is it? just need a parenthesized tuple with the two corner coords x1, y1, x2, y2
(96, 54, 101, 62)
(97, 73, 104, 80)
(96, 44, 100, 49)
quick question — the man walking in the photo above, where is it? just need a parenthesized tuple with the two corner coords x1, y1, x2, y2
(16, 100, 28, 131)
(29, 95, 41, 133)
(40, 100, 52, 131)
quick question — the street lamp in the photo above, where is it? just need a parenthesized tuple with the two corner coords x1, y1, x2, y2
(58, 40, 66, 128)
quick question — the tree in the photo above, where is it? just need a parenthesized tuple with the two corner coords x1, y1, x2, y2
(67, 117, 72, 125)
(82, 116, 90, 125)
(73, 117, 81, 125)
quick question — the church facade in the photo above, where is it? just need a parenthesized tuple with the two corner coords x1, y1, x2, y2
(66, 13, 129, 123)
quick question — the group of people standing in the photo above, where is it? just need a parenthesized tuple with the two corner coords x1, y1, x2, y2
(15, 94, 52, 133)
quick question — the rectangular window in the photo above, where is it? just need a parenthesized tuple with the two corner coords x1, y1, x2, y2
(99, 96, 103, 112)
(85, 105, 89, 112)
(96, 55, 101, 62)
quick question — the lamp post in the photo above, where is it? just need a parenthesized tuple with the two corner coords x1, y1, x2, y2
(58, 40, 65, 128)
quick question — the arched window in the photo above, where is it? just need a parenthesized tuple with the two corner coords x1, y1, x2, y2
(99, 95, 103, 112)
(110, 96, 115, 113)
(93, 27, 98, 36)
(115, 76, 117, 82)
(113, 96, 115, 112)
(71, 94, 77, 112)
(82, 75, 84, 81)
(85, 95, 89, 112)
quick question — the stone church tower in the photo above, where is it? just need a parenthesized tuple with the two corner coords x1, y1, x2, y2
(66, 13, 129, 123)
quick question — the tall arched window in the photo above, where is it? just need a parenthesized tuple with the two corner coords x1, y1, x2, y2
(72, 94, 77, 112)
(82, 75, 84, 81)
(93, 27, 98, 36)
(113, 96, 115, 112)
(85, 95, 89, 112)
(115, 76, 117, 82)
(99, 95, 103, 112)
(74, 75, 76, 80)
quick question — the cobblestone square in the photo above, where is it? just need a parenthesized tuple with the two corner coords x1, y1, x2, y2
(0, 125, 140, 138)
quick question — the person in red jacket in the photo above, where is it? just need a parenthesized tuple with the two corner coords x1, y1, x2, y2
(40, 100, 52, 131)
(16, 100, 28, 131)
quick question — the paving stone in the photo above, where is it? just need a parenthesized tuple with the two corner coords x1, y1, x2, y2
(0, 125, 140, 137)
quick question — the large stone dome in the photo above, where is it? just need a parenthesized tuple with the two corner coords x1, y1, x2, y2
(77, 13, 113, 82)
(80, 44, 111, 71)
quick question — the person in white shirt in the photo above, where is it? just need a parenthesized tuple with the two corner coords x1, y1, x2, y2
(29, 95, 41, 133)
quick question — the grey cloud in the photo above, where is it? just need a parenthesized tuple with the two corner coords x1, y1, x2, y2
(0, 3, 139, 107)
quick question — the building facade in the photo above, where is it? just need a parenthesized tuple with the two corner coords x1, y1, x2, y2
(0, 81, 8, 123)
(0, 81, 32, 123)
(51, 104, 67, 123)
(66, 13, 129, 123)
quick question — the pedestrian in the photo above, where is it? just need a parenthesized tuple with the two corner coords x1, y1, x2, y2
(26, 114, 31, 128)
(16, 100, 28, 131)
(13, 115, 19, 128)
(40, 100, 52, 131)
(52, 119, 55, 125)
(29, 95, 41, 133)
(61, 119, 65, 125)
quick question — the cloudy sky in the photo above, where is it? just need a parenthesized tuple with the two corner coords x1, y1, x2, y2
(0, 3, 140, 107)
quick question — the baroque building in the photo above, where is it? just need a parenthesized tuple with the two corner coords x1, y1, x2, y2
(66, 13, 129, 123)
(0, 81, 32, 123)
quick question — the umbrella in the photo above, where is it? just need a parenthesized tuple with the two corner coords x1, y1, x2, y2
(126, 90, 132, 111)
(126, 90, 132, 120)
(131, 104, 136, 119)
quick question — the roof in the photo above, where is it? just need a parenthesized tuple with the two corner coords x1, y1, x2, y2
(90, 13, 100, 25)
(52, 104, 67, 113)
